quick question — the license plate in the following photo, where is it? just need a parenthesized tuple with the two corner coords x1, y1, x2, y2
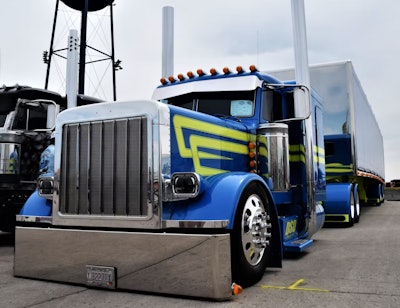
(86, 265, 116, 289)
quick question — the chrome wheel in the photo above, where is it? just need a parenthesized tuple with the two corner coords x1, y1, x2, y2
(241, 194, 272, 266)
(231, 182, 273, 287)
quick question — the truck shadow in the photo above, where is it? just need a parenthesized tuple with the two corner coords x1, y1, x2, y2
(283, 251, 310, 260)
(0, 232, 15, 246)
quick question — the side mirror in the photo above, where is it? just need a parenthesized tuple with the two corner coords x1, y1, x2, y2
(46, 103, 60, 129)
(293, 85, 311, 119)
(265, 83, 311, 122)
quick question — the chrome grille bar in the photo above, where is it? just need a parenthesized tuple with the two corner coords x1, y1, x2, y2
(59, 117, 148, 217)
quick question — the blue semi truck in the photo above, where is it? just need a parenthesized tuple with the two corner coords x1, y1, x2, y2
(269, 60, 385, 226)
(14, 65, 326, 299)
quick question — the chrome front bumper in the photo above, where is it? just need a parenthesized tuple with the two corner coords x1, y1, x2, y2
(14, 226, 232, 300)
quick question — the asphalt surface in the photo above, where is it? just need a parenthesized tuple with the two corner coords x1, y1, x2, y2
(1, 201, 400, 308)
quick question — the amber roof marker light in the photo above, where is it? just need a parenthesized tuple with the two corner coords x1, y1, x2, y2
(249, 65, 258, 72)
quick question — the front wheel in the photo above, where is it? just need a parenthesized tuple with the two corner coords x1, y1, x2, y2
(231, 182, 272, 287)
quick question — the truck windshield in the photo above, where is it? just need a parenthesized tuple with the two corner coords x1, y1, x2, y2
(166, 90, 256, 117)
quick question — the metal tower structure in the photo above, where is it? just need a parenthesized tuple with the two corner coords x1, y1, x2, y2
(44, 0, 121, 100)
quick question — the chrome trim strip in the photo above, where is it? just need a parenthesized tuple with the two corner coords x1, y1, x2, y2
(16, 215, 53, 224)
(163, 219, 230, 229)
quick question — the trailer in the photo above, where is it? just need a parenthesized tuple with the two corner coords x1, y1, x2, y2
(268, 60, 385, 226)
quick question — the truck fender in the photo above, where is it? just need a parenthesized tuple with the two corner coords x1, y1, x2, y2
(168, 172, 282, 267)
(168, 172, 272, 226)
(19, 189, 52, 216)
(325, 182, 353, 223)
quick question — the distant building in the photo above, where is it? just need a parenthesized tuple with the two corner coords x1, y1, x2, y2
(390, 179, 400, 187)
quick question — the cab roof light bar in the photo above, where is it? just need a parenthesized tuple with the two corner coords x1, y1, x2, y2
(159, 65, 258, 85)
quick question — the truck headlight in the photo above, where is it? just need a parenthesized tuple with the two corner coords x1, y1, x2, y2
(171, 172, 201, 198)
(38, 176, 54, 200)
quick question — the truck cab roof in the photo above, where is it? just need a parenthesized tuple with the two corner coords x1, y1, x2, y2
(0, 85, 104, 111)
(152, 66, 282, 101)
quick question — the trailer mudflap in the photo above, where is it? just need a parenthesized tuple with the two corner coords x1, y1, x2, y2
(14, 226, 232, 300)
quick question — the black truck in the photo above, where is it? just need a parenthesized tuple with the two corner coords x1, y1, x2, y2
(0, 85, 101, 231)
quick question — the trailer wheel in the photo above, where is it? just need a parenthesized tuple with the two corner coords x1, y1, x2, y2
(381, 184, 385, 204)
(353, 185, 360, 223)
(377, 184, 384, 206)
(231, 182, 272, 287)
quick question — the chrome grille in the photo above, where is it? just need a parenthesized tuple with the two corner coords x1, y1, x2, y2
(59, 117, 148, 216)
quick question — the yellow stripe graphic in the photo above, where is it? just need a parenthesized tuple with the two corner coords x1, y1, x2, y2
(173, 115, 251, 175)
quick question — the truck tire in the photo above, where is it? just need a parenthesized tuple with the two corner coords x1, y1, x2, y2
(353, 185, 360, 223)
(347, 188, 355, 227)
(231, 182, 272, 287)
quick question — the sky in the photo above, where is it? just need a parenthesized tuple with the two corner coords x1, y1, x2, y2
(1, 0, 399, 181)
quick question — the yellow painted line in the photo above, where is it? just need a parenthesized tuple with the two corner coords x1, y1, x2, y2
(288, 278, 305, 289)
(261, 279, 329, 293)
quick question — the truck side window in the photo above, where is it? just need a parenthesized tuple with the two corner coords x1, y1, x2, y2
(177, 101, 194, 110)
(12, 107, 47, 130)
(262, 90, 283, 122)
(262, 90, 274, 122)
(0, 114, 6, 127)
(164, 94, 194, 110)
(28, 109, 47, 129)
(284, 92, 295, 119)
(325, 142, 334, 157)
(12, 108, 27, 130)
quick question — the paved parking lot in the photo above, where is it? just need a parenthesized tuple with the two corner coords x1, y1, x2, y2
(1, 201, 400, 307)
